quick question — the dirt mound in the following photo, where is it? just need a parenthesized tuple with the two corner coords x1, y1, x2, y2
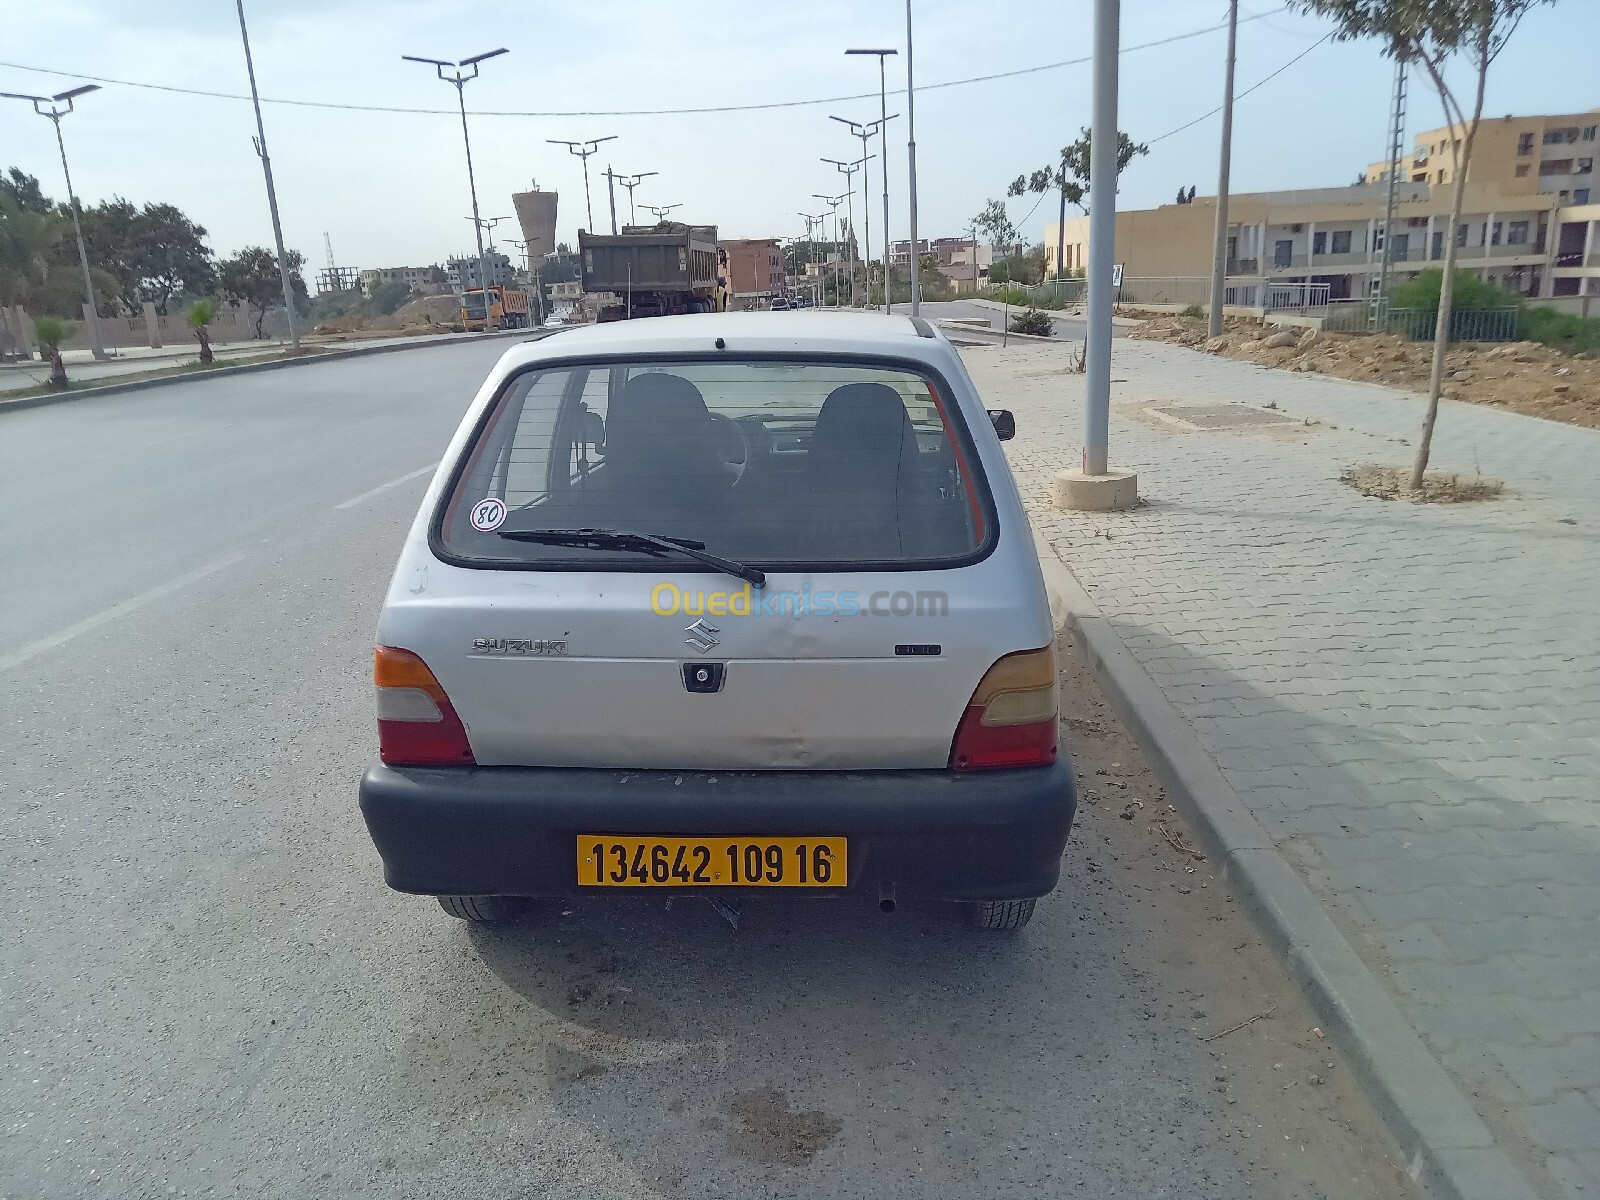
(1129, 313, 1599, 430)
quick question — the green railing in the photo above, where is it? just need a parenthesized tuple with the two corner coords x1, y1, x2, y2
(1385, 307, 1520, 343)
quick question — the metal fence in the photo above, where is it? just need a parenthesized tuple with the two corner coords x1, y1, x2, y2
(1386, 306, 1520, 343)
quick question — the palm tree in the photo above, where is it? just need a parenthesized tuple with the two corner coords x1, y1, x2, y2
(32, 316, 71, 389)
(188, 298, 217, 364)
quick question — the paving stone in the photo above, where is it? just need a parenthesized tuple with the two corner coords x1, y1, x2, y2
(975, 336, 1600, 1179)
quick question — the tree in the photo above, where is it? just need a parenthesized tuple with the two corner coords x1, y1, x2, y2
(1, 168, 52, 214)
(973, 199, 1018, 250)
(32, 315, 70, 389)
(188, 298, 217, 364)
(1290, 0, 1550, 488)
(219, 246, 306, 338)
(81, 198, 216, 315)
(1008, 127, 1148, 280)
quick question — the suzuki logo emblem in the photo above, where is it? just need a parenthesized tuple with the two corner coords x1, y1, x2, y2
(684, 619, 720, 653)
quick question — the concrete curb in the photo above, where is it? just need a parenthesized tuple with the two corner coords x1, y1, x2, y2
(1032, 531, 1539, 1200)
(0, 326, 546, 417)
(935, 320, 1061, 345)
(961, 295, 1140, 327)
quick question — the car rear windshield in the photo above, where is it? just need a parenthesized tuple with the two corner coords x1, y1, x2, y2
(435, 357, 991, 569)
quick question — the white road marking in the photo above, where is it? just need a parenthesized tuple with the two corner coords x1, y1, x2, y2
(334, 464, 438, 510)
(0, 552, 248, 674)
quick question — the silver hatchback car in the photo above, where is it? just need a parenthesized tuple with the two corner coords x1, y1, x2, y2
(358, 312, 1076, 929)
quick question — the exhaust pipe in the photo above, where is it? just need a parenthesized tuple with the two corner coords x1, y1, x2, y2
(879, 883, 897, 914)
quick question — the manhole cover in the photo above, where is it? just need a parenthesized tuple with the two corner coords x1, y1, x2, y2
(1148, 403, 1297, 430)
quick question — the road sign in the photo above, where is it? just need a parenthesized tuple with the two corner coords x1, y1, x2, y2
(1111, 263, 1124, 288)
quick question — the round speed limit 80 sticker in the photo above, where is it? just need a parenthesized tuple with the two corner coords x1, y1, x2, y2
(469, 496, 507, 532)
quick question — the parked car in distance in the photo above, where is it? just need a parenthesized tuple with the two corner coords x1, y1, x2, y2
(358, 311, 1076, 930)
(770, 296, 791, 311)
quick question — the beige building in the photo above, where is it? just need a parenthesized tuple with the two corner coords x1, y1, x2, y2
(1366, 111, 1597, 204)
(1051, 108, 1600, 306)
(359, 266, 436, 295)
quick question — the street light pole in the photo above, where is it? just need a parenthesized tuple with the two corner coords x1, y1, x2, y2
(614, 171, 658, 227)
(823, 158, 868, 306)
(846, 48, 898, 313)
(814, 193, 843, 307)
(404, 47, 508, 313)
(644, 203, 682, 224)
(1206, 0, 1239, 340)
(547, 137, 618, 232)
(831, 117, 893, 309)
(1084, 0, 1120, 478)
(236, 1, 300, 352)
(4, 85, 109, 359)
(905, 0, 922, 317)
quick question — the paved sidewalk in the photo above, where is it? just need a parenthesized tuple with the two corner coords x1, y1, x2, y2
(967, 337, 1600, 1200)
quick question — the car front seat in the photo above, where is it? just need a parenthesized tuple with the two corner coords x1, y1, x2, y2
(807, 382, 922, 557)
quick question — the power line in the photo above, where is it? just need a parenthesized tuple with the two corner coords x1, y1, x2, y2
(1148, 29, 1334, 144)
(0, 7, 1289, 121)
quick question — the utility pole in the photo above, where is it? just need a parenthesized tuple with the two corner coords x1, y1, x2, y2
(1206, 0, 1239, 340)
(1372, 57, 1409, 332)
(905, 0, 921, 316)
(547, 136, 617, 232)
(237, 1, 299, 351)
(603, 165, 619, 234)
(2, 85, 108, 359)
(847, 48, 899, 312)
(831, 117, 893, 309)
(404, 46, 508, 330)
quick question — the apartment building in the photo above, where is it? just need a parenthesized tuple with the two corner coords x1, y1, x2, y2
(1367, 111, 1598, 206)
(359, 266, 437, 295)
(721, 238, 784, 301)
(446, 251, 514, 292)
(1051, 108, 1600, 305)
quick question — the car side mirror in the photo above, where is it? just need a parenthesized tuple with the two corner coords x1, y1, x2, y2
(987, 409, 1016, 441)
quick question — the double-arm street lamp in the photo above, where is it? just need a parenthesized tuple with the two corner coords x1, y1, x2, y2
(644, 203, 682, 224)
(822, 154, 871, 307)
(403, 46, 508, 324)
(613, 171, 658, 227)
(845, 48, 898, 313)
(547, 136, 618, 233)
(830, 116, 894, 310)
(2, 84, 108, 359)
(813, 192, 845, 307)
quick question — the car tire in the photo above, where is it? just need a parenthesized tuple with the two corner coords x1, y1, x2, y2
(972, 898, 1036, 931)
(436, 895, 514, 922)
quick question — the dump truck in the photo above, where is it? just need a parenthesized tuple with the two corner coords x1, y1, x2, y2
(578, 223, 726, 321)
(460, 286, 532, 332)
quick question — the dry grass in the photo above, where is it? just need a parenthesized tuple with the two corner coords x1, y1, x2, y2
(1340, 464, 1504, 504)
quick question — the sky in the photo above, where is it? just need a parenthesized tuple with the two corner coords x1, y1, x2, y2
(2, 0, 1597, 277)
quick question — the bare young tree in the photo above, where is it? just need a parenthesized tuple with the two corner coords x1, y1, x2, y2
(1291, 0, 1550, 488)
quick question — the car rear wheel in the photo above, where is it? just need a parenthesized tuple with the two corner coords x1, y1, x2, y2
(972, 898, 1036, 931)
(436, 895, 514, 922)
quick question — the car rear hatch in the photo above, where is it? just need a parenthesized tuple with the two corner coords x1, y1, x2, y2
(382, 353, 1052, 771)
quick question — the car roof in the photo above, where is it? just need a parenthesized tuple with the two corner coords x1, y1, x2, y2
(501, 310, 945, 368)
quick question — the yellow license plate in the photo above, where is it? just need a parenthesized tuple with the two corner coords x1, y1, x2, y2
(577, 836, 847, 888)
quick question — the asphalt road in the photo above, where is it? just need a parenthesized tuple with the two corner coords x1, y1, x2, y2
(1, 341, 1407, 1199)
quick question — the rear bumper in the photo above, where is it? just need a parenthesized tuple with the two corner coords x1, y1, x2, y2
(358, 760, 1076, 902)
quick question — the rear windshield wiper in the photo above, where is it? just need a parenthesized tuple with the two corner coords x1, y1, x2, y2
(497, 527, 767, 588)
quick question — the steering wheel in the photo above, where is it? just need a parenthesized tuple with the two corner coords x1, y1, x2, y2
(708, 413, 751, 486)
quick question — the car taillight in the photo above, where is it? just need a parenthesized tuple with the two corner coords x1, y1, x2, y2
(373, 646, 475, 766)
(950, 646, 1059, 771)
